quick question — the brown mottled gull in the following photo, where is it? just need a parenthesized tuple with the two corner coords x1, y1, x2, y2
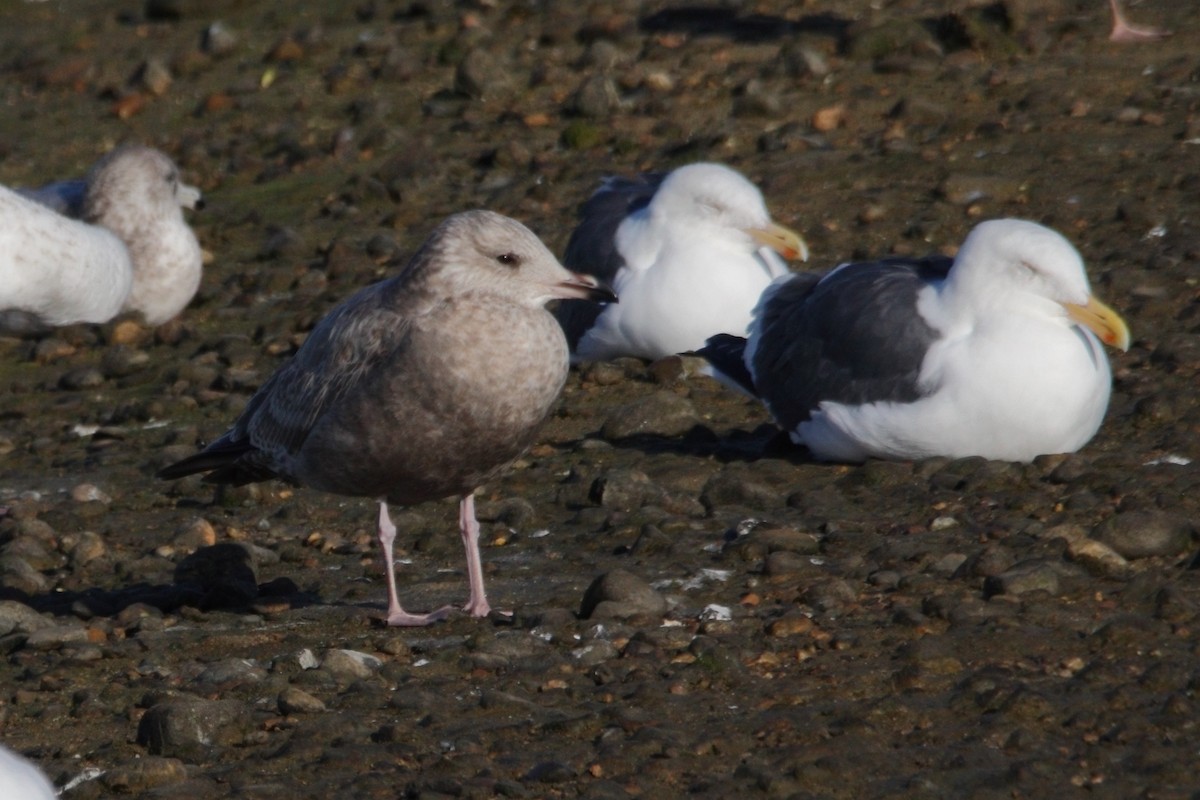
(159, 210, 616, 626)
(3, 144, 203, 326)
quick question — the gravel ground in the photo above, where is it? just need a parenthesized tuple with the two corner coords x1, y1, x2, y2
(1, 1, 1199, 798)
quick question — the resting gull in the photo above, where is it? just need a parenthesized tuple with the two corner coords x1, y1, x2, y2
(700, 219, 1131, 463)
(555, 162, 807, 362)
(159, 210, 615, 626)
(0, 744, 57, 800)
(1, 144, 203, 327)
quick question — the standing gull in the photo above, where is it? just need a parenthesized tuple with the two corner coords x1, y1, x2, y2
(1, 144, 203, 327)
(159, 211, 615, 626)
(555, 162, 807, 362)
(701, 219, 1131, 463)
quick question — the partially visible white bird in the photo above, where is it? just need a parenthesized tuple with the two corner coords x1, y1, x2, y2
(555, 162, 807, 362)
(1108, 0, 1170, 42)
(701, 219, 1131, 463)
(0, 744, 57, 800)
(2, 144, 203, 327)
(159, 211, 615, 627)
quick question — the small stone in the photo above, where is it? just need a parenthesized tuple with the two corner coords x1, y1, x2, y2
(319, 648, 382, 681)
(59, 367, 105, 390)
(0, 600, 51, 636)
(137, 697, 251, 758)
(279, 686, 327, 714)
(0, 556, 49, 596)
(1092, 511, 1193, 559)
(763, 551, 809, 576)
(1067, 537, 1131, 579)
(103, 757, 188, 794)
(600, 391, 700, 440)
(766, 615, 814, 637)
(194, 658, 267, 686)
(983, 560, 1061, 597)
(23, 623, 90, 650)
(135, 57, 173, 96)
(589, 468, 659, 511)
(580, 569, 668, 620)
(71, 483, 111, 504)
(173, 518, 218, 553)
(811, 104, 847, 132)
(202, 21, 238, 56)
(100, 345, 150, 378)
(267, 36, 304, 63)
(735, 79, 781, 116)
(108, 319, 148, 346)
(939, 174, 1025, 206)
(454, 47, 508, 99)
(70, 531, 107, 568)
(572, 74, 620, 119)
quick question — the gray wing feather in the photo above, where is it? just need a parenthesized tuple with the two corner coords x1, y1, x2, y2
(752, 255, 953, 432)
(17, 180, 88, 217)
(238, 283, 409, 458)
(163, 280, 413, 484)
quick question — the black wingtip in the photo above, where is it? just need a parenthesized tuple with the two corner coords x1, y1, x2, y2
(695, 334, 756, 395)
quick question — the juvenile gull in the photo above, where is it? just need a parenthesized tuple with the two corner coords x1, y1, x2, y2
(1, 144, 203, 326)
(159, 210, 615, 626)
(555, 162, 807, 362)
(701, 219, 1131, 463)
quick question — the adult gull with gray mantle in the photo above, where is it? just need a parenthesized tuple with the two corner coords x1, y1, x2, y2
(1, 144, 203, 326)
(701, 219, 1131, 463)
(159, 210, 615, 626)
(556, 162, 807, 362)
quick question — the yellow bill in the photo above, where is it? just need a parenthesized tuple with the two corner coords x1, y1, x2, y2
(1064, 295, 1131, 351)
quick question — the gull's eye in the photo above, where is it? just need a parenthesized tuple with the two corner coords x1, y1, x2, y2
(496, 252, 521, 268)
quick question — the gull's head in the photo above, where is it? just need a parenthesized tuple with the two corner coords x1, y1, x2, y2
(650, 162, 808, 262)
(85, 145, 203, 226)
(953, 218, 1130, 351)
(421, 210, 616, 307)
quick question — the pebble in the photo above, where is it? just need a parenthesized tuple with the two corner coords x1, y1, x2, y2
(580, 569, 668, 620)
(572, 74, 620, 118)
(939, 173, 1026, 206)
(454, 47, 508, 99)
(983, 560, 1061, 597)
(102, 756, 188, 793)
(589, 468, 661, 511)
(193, 658, 267, 687)
(279, 687, 327, 714)
(23, 623, 90, 651)
(1092, 511, 1193, 559)
(137, 697, 251, 758)
(319, 649, 383, 681)
(0, 600, 52, 636)
(202, 21, 238, 56)
(600, 391, 700, 440)
(1066, 537, 1131, 579)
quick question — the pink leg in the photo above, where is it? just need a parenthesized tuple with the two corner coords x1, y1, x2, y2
(458, 493, 508, 618)
(378, 500, 452, 626)
(1108, 0, 1171, 41)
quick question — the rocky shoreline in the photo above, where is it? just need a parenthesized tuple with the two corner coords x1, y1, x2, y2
(1, 1, 1198, 797)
